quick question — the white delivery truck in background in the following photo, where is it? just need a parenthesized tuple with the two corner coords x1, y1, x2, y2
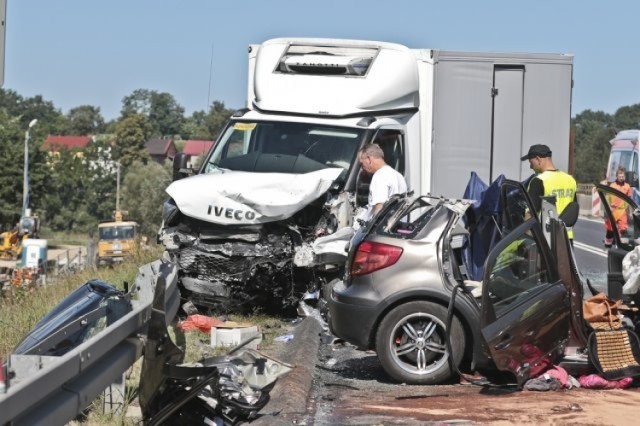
(606, 129, 640, 202)
(160, 38, 574, 311)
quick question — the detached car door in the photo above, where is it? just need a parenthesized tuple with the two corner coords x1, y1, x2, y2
(479, 180, 570, 387)
(595, 183, 640, 299)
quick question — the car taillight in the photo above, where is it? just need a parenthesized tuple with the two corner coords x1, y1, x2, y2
(351, 241, 403, 276)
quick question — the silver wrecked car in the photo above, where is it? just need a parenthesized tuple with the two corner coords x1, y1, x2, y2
(329, 178, 598, 386)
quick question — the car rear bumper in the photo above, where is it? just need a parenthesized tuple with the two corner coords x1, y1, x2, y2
(328, 280, 383, 350)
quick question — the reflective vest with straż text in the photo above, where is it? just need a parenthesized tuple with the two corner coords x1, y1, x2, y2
(530, 170, 577, 239)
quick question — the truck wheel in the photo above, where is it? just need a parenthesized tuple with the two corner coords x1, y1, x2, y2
(375, 301, 464, 385)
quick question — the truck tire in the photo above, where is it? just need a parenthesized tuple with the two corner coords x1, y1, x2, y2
(375, 301, 464, 385)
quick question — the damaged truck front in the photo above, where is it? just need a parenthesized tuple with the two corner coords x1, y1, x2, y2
(158, 38, 574, 312)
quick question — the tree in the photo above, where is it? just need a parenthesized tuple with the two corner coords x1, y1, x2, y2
(149, 92, 185, 137)
(121, 161, 172, 237)
(204, 101, 234, 140)
(613, 104, 640, 130)
(181, 110, 210, 140)
(114, 113, 152, 168)
(41, 148, 92, 232)
(121, 89, 153, 117)
(572, 109, 616, 183)
(82, 138, 119, 227)
(0, 111, 29, 227)
(0, 109, 51, 229)
(121, 89, 185, 137)
(17, 94, 69, 135)
(67, 105, 105, 135)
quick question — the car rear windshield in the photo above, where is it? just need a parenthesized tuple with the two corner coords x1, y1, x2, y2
(377, 197, 440, 238)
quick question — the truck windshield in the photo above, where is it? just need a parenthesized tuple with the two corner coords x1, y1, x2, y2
(99, 225, 136, 240)
(608, 149, 634, 181)
(204, 121, 364, 175)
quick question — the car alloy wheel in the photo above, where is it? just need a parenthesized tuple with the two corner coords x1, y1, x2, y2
(375, 301, 464, 384)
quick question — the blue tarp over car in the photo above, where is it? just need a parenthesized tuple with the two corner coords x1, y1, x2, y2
(461, 172, 536, 281)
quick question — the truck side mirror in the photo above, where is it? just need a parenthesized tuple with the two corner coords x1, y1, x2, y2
(172, 152, 193, 181)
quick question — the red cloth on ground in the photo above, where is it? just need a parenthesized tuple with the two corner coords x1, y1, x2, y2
(578, 374, 633, 389)
(545, 366, 569, 387)
(178, 314, 224, 333)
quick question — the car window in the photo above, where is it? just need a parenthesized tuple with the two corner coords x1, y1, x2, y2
(371, 130, 405, 174)
(485, 232, 551, 317)
(501, 181, 535, 233)
(379, 196, 438, 238)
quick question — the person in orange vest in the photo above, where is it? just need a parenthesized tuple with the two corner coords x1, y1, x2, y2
(604, 166, 633, 248)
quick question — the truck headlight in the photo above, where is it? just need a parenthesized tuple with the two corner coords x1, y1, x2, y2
(162, 198, 181, 226)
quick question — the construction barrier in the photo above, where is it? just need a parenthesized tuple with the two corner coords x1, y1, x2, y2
(592, 186, 601, 217)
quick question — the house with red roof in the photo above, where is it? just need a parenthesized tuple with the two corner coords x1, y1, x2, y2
(43, 135, 92, 152)
(145, 138, 177, 164)
(182, 140, 214, 164)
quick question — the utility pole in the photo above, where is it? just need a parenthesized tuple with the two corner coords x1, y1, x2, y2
(116, 161, 120, 212)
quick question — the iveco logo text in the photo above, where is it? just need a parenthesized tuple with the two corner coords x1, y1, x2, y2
(207, 205, 256, 220)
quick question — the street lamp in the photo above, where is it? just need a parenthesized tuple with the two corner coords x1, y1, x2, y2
(22, 118, 38, 217)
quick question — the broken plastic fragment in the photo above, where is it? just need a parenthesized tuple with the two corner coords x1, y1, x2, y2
(274, 334, 294, 342)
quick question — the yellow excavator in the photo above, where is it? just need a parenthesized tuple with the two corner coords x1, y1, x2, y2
(0, 214, 40, 260)
(96, 210, 139, 266)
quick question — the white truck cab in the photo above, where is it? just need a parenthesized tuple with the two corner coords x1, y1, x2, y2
(160, 38, 574, 312)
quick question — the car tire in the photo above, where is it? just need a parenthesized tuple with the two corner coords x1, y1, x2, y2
(375, 300, 464, 385)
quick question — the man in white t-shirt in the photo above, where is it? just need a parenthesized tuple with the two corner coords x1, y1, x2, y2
(358, 143, 407, 220)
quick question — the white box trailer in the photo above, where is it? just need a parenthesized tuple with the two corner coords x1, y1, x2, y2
(161, 38, 574, 310)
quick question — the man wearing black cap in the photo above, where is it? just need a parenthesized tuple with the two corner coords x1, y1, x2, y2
(521, 144, 577, 239)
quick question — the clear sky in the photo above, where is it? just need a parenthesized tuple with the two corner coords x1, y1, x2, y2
(4, 0, 638, 121)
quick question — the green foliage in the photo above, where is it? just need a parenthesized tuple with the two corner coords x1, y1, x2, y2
(149, 92, 185, 137)
(0, 89, 69, 135)
(121, 160, 172, 237)
(82, 140, 119, 228)
(67, 105, 106, 135)
(0, 111, 28, 227)
(114, 113, 152, 168)
(0, 110, 50, 228)
(42, 149, 92, 231)
(205, 101, 234, 140)
(180, 101, 234, 141)
(573, 104, 640, 183)
(613, 104, 640, 130)
(121, 89, 185, 137)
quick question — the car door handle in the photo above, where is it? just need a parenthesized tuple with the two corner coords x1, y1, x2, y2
(494, 334, 512, 350)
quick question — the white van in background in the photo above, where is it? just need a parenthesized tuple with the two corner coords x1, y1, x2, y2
(607, 129, 640, 202)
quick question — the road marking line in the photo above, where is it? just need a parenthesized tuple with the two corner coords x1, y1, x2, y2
(573, 241, 607, 258)
(578, 216, 604, 224)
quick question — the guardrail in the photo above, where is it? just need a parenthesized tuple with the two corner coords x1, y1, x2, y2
(0, 260, 179, 426)
(577, 182, 594, 196)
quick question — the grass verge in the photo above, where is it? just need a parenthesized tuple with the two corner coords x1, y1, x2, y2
(2, 244, 292, 425)
(0, 245, 163, 358)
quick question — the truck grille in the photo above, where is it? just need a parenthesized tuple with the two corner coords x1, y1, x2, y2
(178, 247, 248, 281)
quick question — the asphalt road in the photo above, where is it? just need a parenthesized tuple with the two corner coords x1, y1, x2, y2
(573, 216, 608, 293)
